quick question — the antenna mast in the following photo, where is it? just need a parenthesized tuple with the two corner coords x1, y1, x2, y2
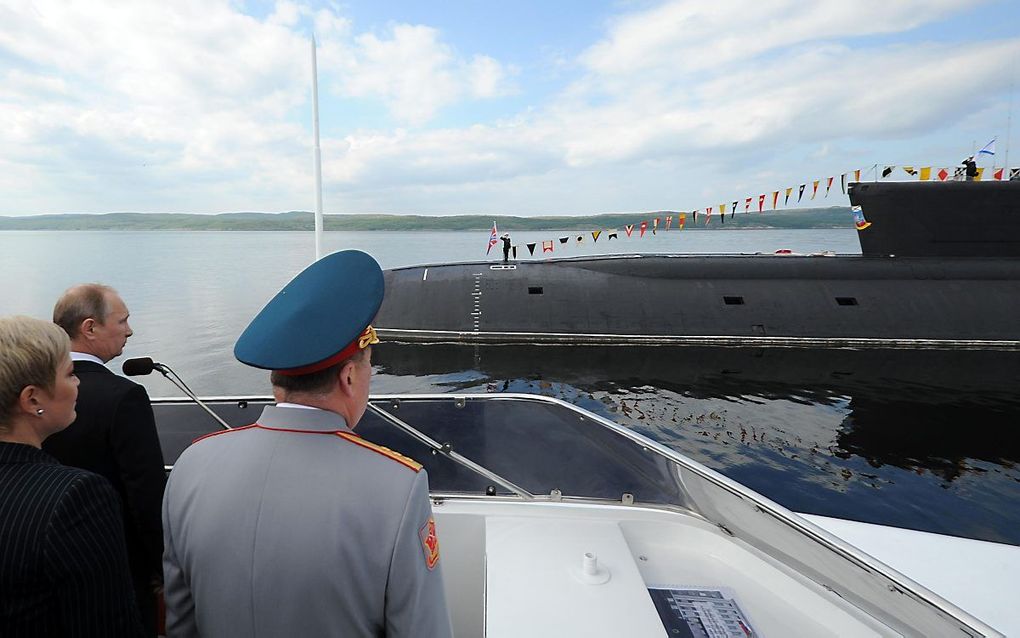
(311, 35, 324, 261)
(1005, 58, 1016, 173)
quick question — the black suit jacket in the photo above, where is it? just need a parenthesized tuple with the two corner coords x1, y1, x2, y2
(42, 360, 167, 595)
(0, 442, 143, 636)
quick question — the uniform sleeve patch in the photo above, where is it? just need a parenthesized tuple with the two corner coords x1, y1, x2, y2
(419, 517, 440, 570)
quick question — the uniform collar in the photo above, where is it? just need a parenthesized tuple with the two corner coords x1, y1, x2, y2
(0, 441, 57, 465)
(274, 402, 319, 411)
(257, 404, 352, 433)
(71, 351, 106, 366)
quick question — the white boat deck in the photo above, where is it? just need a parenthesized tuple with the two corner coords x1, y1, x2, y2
(437, 500, 926, 637)
(805, 515, 1020, 637)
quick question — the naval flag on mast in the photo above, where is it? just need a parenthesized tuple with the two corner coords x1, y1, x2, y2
(977, 138, 996, 157)
(486, 221, 498, 255)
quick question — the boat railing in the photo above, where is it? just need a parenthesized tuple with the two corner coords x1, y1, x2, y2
(364, 400, 535, 499)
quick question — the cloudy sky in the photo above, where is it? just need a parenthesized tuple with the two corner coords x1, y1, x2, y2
(2, 0, 1018, 216)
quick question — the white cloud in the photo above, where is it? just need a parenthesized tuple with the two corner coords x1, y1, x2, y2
(0, 1, 309, 156)
(468, 55, 511, 98)
(555, 0, 998, 166)
(325, 23, 514, 125)
(339, 24, 462, 125)
(581, 0, 969, 77)
(0, 0, 1016, 215)
(0, 0, 515, 213)
(310, 0, 1017, 214)
(329, 121, 558, 188)
(268, 0, 302, 27)
(4, 69, 69, 102)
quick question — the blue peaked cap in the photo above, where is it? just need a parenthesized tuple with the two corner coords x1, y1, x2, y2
(234, 250, 384, 372)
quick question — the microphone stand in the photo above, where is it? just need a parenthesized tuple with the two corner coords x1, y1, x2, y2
(152, 363, 232, 431)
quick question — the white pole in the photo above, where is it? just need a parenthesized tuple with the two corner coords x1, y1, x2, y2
(1005, 60, 1015, 173)
(1006, 111, 1012, 172)
(311, 35, 324, 261)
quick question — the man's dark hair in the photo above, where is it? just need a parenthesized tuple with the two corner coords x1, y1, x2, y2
(270, 349, 366, 396)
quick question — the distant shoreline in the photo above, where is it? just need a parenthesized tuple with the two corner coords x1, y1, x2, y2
(0, 208, 853, 231)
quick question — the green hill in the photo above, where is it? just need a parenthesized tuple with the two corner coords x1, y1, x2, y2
(0, 208, 853, 231)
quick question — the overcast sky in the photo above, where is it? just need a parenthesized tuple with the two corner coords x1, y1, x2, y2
(2, 0, 1018, 216)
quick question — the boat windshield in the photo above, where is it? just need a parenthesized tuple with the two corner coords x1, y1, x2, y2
(361, 394, 689, 506)
(155, 393, 690, 507)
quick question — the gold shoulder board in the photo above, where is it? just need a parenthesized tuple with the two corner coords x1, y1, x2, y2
(335, 432, 423, 472)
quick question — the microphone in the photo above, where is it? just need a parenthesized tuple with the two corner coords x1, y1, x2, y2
(122, 357, 231, 431)
(122, 357, 156, 376)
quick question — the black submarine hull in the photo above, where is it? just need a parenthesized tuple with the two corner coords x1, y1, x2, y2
(375, 182, 1020, 347)
(375, 255, 1020, 346)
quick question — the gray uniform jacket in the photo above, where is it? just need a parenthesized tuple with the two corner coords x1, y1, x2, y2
(162, 405, 453, 638)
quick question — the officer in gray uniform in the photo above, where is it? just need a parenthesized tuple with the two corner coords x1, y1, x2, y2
(162, 250, 453, 638)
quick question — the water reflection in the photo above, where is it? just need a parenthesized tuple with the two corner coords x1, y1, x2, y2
(372, 343, 1020, 545)
(835, 399, 1019, 481)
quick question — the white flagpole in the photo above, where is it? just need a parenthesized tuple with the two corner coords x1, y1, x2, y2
(1005, 60, 1015, 173)
(1006, 109, 1012, 172)
(311, 35, 324, 261)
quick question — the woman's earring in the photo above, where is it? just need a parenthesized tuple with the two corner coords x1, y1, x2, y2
(36, 408, 45, 415)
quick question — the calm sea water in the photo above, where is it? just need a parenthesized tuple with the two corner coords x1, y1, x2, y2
(2, 229, 1018, 545)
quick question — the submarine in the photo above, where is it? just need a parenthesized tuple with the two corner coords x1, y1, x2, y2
(374, 180, 1020, 348)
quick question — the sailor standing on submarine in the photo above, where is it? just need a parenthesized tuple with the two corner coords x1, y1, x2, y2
(161, 250, 453, 638)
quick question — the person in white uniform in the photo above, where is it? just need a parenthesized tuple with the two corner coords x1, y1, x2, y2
(161, 250, 453, 638)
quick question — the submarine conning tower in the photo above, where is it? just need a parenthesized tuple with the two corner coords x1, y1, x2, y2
(850, 180, 1020, 258)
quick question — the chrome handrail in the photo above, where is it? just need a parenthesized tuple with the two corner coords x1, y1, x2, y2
(366, 402, 534, 500)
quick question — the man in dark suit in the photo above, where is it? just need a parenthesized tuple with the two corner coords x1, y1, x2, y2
(45, 284, 167, 637)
